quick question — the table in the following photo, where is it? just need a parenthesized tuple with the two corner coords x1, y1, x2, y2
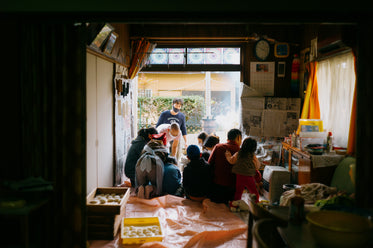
(0, 198, 49, 248)
(277, 222, 319, 248)
(281, 142, 343, 185)
(264, 204, 320, 248)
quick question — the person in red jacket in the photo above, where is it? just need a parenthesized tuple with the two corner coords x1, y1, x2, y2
(208, 128, 242, 204)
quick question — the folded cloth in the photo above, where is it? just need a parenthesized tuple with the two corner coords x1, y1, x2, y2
(280, 183, 337, 206)
(3, 176, 53, 191)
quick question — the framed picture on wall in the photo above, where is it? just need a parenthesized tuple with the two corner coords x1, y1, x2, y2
(277, 61, 286, 77)
(103, 32, 118, 55)
(90, 23, 115, 50)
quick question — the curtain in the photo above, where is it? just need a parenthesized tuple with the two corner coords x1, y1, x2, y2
(128, 38, 156, 79)
(347, 53, 357, 155)
(297, 61, 320, 134)
(317, 52, 355, 148)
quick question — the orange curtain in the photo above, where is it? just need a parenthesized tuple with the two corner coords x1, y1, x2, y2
(347, 53, 357, 155)
(297, 61, 321, 134)
(128, 38, 152, 79)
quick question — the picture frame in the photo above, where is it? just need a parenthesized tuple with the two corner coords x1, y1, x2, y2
(90, 23, 115, 50)
(274, 43, 289, 58)
(103, 32, 119, 55)
(277, 61, 286, 77)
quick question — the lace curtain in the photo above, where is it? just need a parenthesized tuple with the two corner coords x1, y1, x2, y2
(317, 52, 355, 148)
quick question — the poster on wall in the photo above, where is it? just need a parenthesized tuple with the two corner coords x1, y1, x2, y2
(250, 62, 275, 96)
(262, 110, 300, 137)
(241, 109, 263, 136)
(240, 96, 301, 137)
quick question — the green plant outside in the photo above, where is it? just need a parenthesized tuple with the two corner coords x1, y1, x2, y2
(138, 96, 205, 133)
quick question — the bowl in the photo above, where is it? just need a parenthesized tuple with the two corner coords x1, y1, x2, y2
(306, 210, 373, 248)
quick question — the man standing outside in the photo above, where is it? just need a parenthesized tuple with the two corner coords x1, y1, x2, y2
(156, 98, 188, 150)
(208, 128, 242, 204)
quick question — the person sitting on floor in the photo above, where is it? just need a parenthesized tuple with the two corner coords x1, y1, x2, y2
(124, 127, 158, 187)
(162, 156, 183, 196)
(135, 137, 168, 199)
(197, 131, 208, 149)
(225, 137, 262, 203)
(183, 145, 213, 202)
(201, 135, 220, 161)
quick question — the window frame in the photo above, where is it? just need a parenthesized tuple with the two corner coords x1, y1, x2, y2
(142, 45, 242, 72)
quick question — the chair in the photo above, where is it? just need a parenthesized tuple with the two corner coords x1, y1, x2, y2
(252, 218, 288, 248)
(246, 194, 288, 248)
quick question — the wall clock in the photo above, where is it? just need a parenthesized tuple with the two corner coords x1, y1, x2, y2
(275, 43, 289, 58)
(254, 39, 271, 61)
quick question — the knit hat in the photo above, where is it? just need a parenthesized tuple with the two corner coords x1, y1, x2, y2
(187, 145, 200, 159)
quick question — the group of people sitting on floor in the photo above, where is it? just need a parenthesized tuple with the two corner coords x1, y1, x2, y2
(124, 125, 263, 205)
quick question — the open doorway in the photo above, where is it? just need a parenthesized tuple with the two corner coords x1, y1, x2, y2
(137, 46, 243, 149)
(137, 71, 242, 147)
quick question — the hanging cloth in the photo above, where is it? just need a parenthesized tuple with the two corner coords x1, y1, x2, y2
(297, 61, 320, 135)
(291, 54, 300, 97)
(347, 53, 357, 156)
(128, 38, 156, 79)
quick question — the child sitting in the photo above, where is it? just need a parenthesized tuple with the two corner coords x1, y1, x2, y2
(162, 156, 182, 196)
(183, 145, 213, 202)
(225, 137, 262, 203)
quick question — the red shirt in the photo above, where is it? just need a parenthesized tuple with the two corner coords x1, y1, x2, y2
(208, 140, 240, 187)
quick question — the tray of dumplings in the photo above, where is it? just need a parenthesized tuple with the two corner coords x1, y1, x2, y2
(121, 217, 163, 244)
(86, 187, 130, 214)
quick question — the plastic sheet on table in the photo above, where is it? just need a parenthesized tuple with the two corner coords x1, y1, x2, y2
(89, 195, 248, 248)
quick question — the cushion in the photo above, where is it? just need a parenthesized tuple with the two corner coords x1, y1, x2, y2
(330, 156, 355, 194)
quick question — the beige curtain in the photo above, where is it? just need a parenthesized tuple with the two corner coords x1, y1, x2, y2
(317, 52, 355, 148)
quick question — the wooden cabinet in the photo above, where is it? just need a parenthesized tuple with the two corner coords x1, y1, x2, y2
(281, 142, 339, 185)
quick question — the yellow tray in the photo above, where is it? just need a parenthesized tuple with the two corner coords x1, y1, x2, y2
(121, 217, 163, 244)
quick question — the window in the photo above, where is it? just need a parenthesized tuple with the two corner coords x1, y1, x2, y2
(317, 51, 355, 148)
(147, 47, 240, 65)
(138, 89, 152, 97)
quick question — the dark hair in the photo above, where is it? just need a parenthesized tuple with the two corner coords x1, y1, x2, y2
(138, 127, 158, 142)
(227, 128, 242, 141)
(166, 156, 178, 165)
(203, 135, 220, 148)
(173, 98, 183, 105)
(197, 131, 208, 143)
(238, 137, 257, 158)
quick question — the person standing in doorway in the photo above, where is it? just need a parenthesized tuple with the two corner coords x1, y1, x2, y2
(156, 98, 187, 150)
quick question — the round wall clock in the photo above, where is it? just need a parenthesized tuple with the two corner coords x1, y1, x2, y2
(254, 39, 270, 61)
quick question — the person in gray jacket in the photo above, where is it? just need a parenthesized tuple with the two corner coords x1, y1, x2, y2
(124, 127, 158, 187)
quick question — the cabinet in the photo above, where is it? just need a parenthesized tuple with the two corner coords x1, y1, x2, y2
(281, 142, 341, 185)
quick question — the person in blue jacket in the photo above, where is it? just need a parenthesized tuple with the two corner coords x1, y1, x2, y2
(162, 156, 182, 196)
(124, 127, 158, 187)
(156, 98, 187, 149)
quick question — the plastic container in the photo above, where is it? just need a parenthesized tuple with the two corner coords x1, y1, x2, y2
(121, 217, 163, 245)
(299, 119, 323, 132)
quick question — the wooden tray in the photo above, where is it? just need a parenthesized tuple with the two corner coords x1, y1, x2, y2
(86, 187, 130, 215)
